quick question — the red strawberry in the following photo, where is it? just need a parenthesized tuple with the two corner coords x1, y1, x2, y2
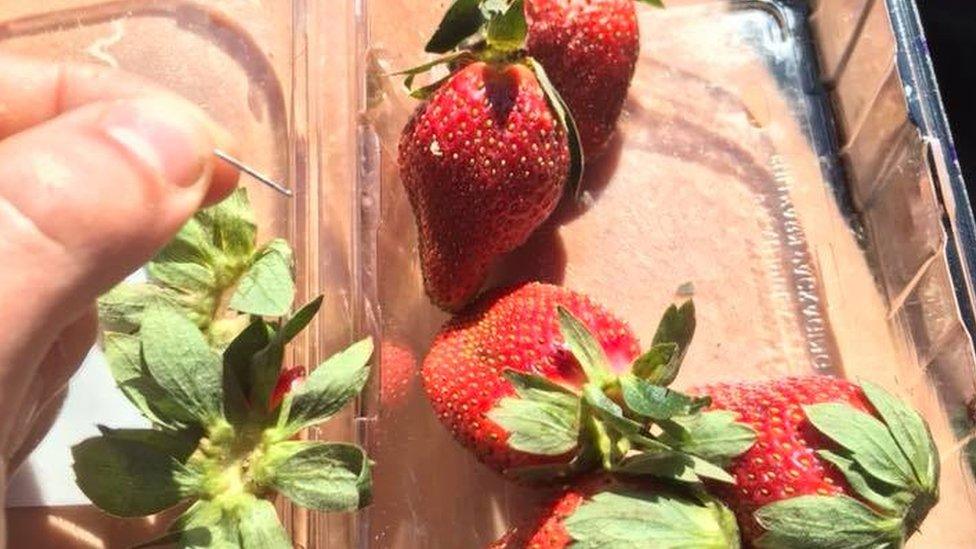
(488, 487, 589, 548)
(268, 365, 306, 411)
(525, 0, 640, 157)
(489, 479, 740, 548)
(694, 376, 939, 547)
(379, 340, 418, 409)
(421, 282, 640, 473)
(398, 62, 570, 310)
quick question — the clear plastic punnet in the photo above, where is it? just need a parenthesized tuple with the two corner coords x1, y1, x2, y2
(357, 0, 976, 547)
(2, 0, 975, 548)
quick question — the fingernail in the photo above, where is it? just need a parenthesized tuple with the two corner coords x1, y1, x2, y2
(99, 97, 213, 187)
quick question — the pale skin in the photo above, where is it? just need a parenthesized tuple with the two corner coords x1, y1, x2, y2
(0, 53, 240, 545)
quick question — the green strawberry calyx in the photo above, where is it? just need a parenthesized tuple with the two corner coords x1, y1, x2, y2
(563, 486, 742, 549)
(98, 188, 294, 350)
(487, 296, 758, 487)
(77, 189, 375, 548)
(753, 381, 940, 548)
(423, 0, 664, 58)
(394, 0, 584, 197)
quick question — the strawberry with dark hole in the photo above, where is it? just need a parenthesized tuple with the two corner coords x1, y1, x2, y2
(398, 62, 570, 310)
(693, 376, 940, 547)
(525, 0, 642, 157)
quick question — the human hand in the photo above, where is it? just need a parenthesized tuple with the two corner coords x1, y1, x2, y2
(0, 53, 240, 524)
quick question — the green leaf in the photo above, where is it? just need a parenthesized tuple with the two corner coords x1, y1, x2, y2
(424, 0, 485, 53)
(222, 319, 272, 422)
(153, 188, 257, 303)
(557, 307, 612, 385)
(141, 305, 223, 425)
(656, 417, 691, 443)
(95, 426, 199, 462)
(285, 338, 373, 434)
(229, 239, 295, 317)
(280, 295, 324, 344)
(583, 404, 616, 470)
(486, 0, 526, 52)
(526, 58, 584, 199)
(635, 0, 665, 7)
(688, 454, 736, 484)
(565, 489, 741, 548)
(208, 315, 252, 351)
(614, 446, 735, 484)
(121, 376, 197, 426)
(102, 332, 146, 386)
(631, 342, 680, 385)
(506, 450, 597, 483)
(72, 436, 194, 517)
(581, 385, 647, 469)
(619, 374, 709, 420)
(103, 332, 195, 426)
(207, 187, 257, 262)
(650, 300, 696, 376)
(98, 283, 180, 334)
(153, 500, 241, 548)
(652, 300, 696, 347)
(148, 262, 216, 295)
(582, 384, 643, 436)
(614, 452, 699, 484)
(168, 499, 221, 531)
(225, 318, 273, 370)
(147, 262, 218, 326)
(238, 499, 290, 549)
(487, 371, 580, 455)
(860, 380, 938, 491)
(629, 432, 677, 453)
(504, 369, 579, 397)
(103, 332, 165, 421)
(805, 403, 916, 490)
(262, 442, 372, 511)
(248, 339, 286, 411)
(153, 217, 216, 268)
(660, 411, 756, 465)
(755, 495, 902, 549)
(394, 51, 472, 95)
(818, 450, 909, 514)
(406, 73, 454, 100)
(223, 295, 313, 410)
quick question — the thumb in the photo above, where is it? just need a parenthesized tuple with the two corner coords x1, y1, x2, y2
(0, 95, 237, 372)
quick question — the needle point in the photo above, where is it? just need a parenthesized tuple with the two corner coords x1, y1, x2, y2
(213, 149, 293, 197)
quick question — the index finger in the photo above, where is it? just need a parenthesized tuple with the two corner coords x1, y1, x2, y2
(0, 53, 180, 136)
(0, 53, 238, 200)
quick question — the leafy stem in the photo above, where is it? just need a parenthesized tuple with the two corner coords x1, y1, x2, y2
(495, 297, 756, 486)
(80, 189, 374, 548)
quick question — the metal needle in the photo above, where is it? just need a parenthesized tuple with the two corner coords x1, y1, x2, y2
(213, 149, 293, 197)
